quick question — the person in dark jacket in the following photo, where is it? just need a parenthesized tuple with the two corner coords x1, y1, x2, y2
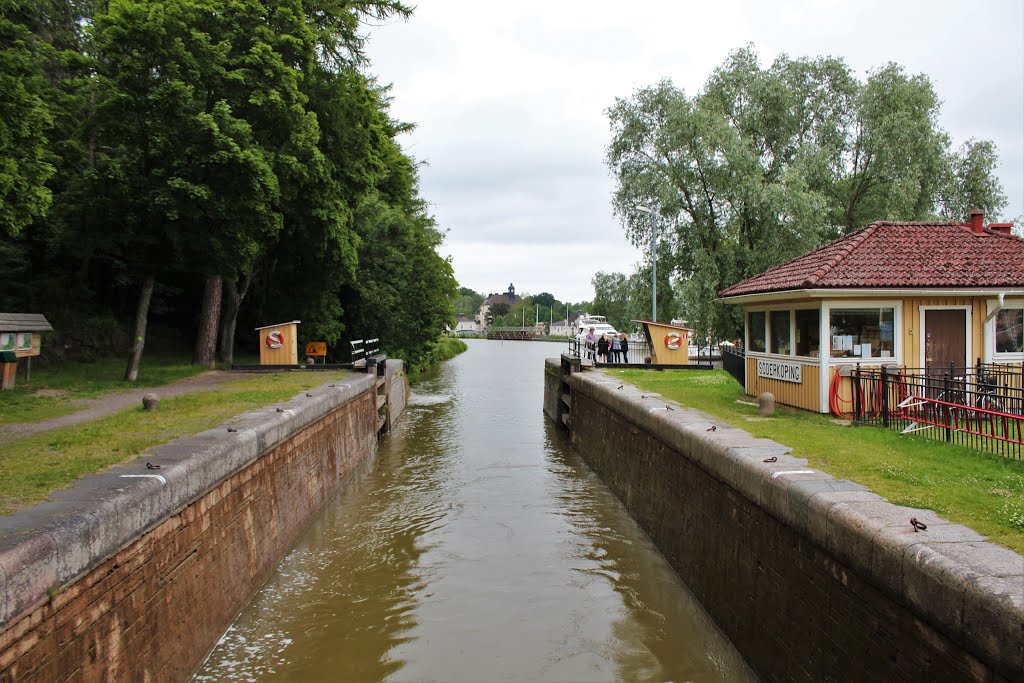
(597, 334, 609, 363)
(620, 333, 629, 363)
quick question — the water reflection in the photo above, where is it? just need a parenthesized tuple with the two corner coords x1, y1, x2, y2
(196, 340, 754, 682)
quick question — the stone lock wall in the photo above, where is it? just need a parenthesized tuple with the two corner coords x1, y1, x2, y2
(0, 372, 391, 682)
(546, 359, 1024, 682)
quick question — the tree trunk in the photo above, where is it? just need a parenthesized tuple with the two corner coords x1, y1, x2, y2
(193, 274, 223, 369)
(217, 271, 251, 365)
(124, 275, 155, 381)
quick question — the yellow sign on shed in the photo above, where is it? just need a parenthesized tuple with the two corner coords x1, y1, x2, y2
(637, 320, 692, 365)
(255, 320, 300, 365)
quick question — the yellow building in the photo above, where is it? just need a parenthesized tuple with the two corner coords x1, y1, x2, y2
(718, 212, 1024, 413)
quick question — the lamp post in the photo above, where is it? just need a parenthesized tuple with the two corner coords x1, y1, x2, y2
(636, 206, 658, 322)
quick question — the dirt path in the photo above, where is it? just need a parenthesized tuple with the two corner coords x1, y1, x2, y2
(0, 370, 240, 444)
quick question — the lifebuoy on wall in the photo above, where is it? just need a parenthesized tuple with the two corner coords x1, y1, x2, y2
(265, 330, 284, 349)
(664, 332, 681, 350)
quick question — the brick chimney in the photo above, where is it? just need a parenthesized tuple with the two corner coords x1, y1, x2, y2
(969, 209, 985, 234)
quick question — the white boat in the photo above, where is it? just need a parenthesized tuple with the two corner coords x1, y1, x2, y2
(574, 314, 619, 340)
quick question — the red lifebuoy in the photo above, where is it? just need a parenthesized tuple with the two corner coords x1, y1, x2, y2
(664, 332, 681, 350)
(265, 330, 284, 349)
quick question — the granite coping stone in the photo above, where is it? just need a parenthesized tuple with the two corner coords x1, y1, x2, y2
(963, 574, 1024, 674)
(0, 372, 375, 629)
(566, 367, 1024, 677)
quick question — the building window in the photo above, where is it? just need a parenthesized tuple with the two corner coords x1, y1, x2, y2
(996, 309, 1023, 354)
(770, 310, 791, 354)
(795, 309, 820, 357)
(829, 308, 895, 359)
(748, 311, 766, 352)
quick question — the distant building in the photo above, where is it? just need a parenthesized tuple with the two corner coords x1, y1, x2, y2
(455, 315, 479, 336)
(483, 283, 521, 308)
(550, 314, 579, 337)
(477, 283, 522, 327)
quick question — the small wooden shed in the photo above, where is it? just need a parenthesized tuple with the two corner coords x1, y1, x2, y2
(637, 320, 692, 365)
(255, 321, 300, 366)
(0, 313, 53, 390)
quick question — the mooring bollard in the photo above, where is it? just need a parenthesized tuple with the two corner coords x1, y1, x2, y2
(758, 391, 775, 416)
(142, 393, 159, 411)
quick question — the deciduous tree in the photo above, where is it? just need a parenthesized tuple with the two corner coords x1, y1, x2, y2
(606, 46, 1009, 343)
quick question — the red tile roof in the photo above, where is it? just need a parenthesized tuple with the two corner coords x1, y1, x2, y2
(719, 221, 1024, 298)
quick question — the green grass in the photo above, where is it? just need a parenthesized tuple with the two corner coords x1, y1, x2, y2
(0, 354, 217, 425)
(0, 370, 350, 514)
(610, 369, 1024, 554)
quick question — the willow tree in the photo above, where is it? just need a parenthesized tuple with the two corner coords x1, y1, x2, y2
(606, 46, 1008, 344)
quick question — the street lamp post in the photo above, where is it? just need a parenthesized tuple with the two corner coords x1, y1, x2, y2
(636, 206, 658, 322)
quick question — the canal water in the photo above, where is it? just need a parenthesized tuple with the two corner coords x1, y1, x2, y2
(195, 339, 754, 682)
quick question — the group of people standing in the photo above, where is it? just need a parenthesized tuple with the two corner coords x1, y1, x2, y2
(584, 327, 630, 364)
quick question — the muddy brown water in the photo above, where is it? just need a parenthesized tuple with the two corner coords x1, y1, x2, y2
(195, 339, 754, 682)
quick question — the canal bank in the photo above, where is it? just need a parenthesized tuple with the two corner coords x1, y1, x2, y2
(545, 357, 1024, 681)
(0, 360, 406, 682)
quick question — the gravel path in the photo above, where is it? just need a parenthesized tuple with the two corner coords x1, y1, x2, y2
(0, 370, 240, 444)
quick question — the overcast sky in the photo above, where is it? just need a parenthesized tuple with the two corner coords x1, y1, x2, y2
(365, 0, 1024, 304)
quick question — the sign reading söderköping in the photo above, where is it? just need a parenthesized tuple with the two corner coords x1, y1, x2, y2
(756, 358, 803, 383)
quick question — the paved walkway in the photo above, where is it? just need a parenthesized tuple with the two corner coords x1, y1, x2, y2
(0, 371, 240, 445)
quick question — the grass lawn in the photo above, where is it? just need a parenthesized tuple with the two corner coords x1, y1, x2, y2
(0, 370, 349, 515)
(0, 354, 226, 425)
(610, 368, 1024, 554)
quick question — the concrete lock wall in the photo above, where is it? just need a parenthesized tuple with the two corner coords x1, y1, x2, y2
(545, 358, 1024, 682)
(0, 368, 406, 682)
(385, 360, 407, 432)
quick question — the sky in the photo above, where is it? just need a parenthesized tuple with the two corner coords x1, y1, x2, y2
(365, 0, 1024, 304)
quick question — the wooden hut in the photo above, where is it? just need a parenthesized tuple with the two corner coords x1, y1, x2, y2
(0, 313, 53, 390)
(637, 320, 692, 365)
(255, 321, 300, 366)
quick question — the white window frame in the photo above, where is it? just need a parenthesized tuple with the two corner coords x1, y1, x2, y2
(985, 300, 1024, 362)
(746, 303, 822, 361)
(768, 309, 792, 356)
(746, 309, 768, 355)
(823, 300, 902, 367)
(792, 307, 823, 360)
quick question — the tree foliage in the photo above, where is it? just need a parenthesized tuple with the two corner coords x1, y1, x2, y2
(0, 1, 57, 236)
(606, 46, 1009, 344)
(1, 0, 455, 373)
(453, 287, 484, 319)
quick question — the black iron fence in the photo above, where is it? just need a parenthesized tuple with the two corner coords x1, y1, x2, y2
(722, 345, 745, 387)
(851, 362, 1024, 459)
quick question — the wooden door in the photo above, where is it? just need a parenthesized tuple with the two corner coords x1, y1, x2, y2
(924, 309, 966, 374)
